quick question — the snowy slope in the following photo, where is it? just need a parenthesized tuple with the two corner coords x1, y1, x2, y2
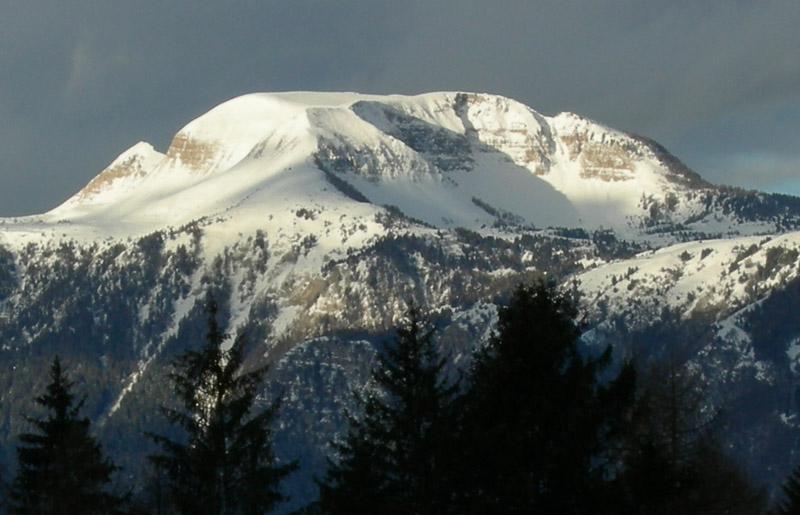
(3, 91, 800, 508)
(2, 90, 786, 249)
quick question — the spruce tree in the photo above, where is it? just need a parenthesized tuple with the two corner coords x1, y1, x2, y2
(453, 281, 633, 514)
(317, 303, 457, 514)
(148, 295, 296, 514)
(8, 357, 123, 514)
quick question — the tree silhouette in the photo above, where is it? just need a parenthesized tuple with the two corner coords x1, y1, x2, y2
(317, 303, 457, 514)
(452, 281, 633, 514)
(616, 359, 766, 514)
(777, 464, 800, 514)
(8, 357, 123, 514)
(148, 295, 296, 514)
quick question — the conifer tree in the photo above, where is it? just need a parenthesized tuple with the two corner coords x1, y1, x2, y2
(148, 295, 296, 514)
(778, 464, 800, 514)
(616, 359, 766, 514)
(317, 303, 457, 514)
(618, 359, 713, 512)
(453, 281, 633, 514)
(8, 357, 123, 514)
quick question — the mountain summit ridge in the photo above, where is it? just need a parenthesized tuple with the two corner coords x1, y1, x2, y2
(20, 90, 766, 244)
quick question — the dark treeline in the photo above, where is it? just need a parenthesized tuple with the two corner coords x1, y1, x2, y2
(312, 282, 769, 515)
(0, 282, 796, 513)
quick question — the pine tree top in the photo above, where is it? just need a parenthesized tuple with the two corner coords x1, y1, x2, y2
(9, 356, 123, 514)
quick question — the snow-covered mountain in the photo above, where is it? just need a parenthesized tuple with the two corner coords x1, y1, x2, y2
(2, 91, 800, 508)
(6, 91, 796, 244)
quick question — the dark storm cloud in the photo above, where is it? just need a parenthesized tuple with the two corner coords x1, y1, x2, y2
(0, 1, 411, 215)
(1, 1, 799, 215)
(374, 2, 800, 136)
(369, 1, 800, 191)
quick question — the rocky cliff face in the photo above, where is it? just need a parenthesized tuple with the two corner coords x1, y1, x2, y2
(1, 91, 800, 509)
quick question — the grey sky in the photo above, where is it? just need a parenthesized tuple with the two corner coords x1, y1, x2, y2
(1, 1, 799, 216)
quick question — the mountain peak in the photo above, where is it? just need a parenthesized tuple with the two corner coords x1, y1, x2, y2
(53, 141, 164, 211)
(25, 91, 797, 242)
